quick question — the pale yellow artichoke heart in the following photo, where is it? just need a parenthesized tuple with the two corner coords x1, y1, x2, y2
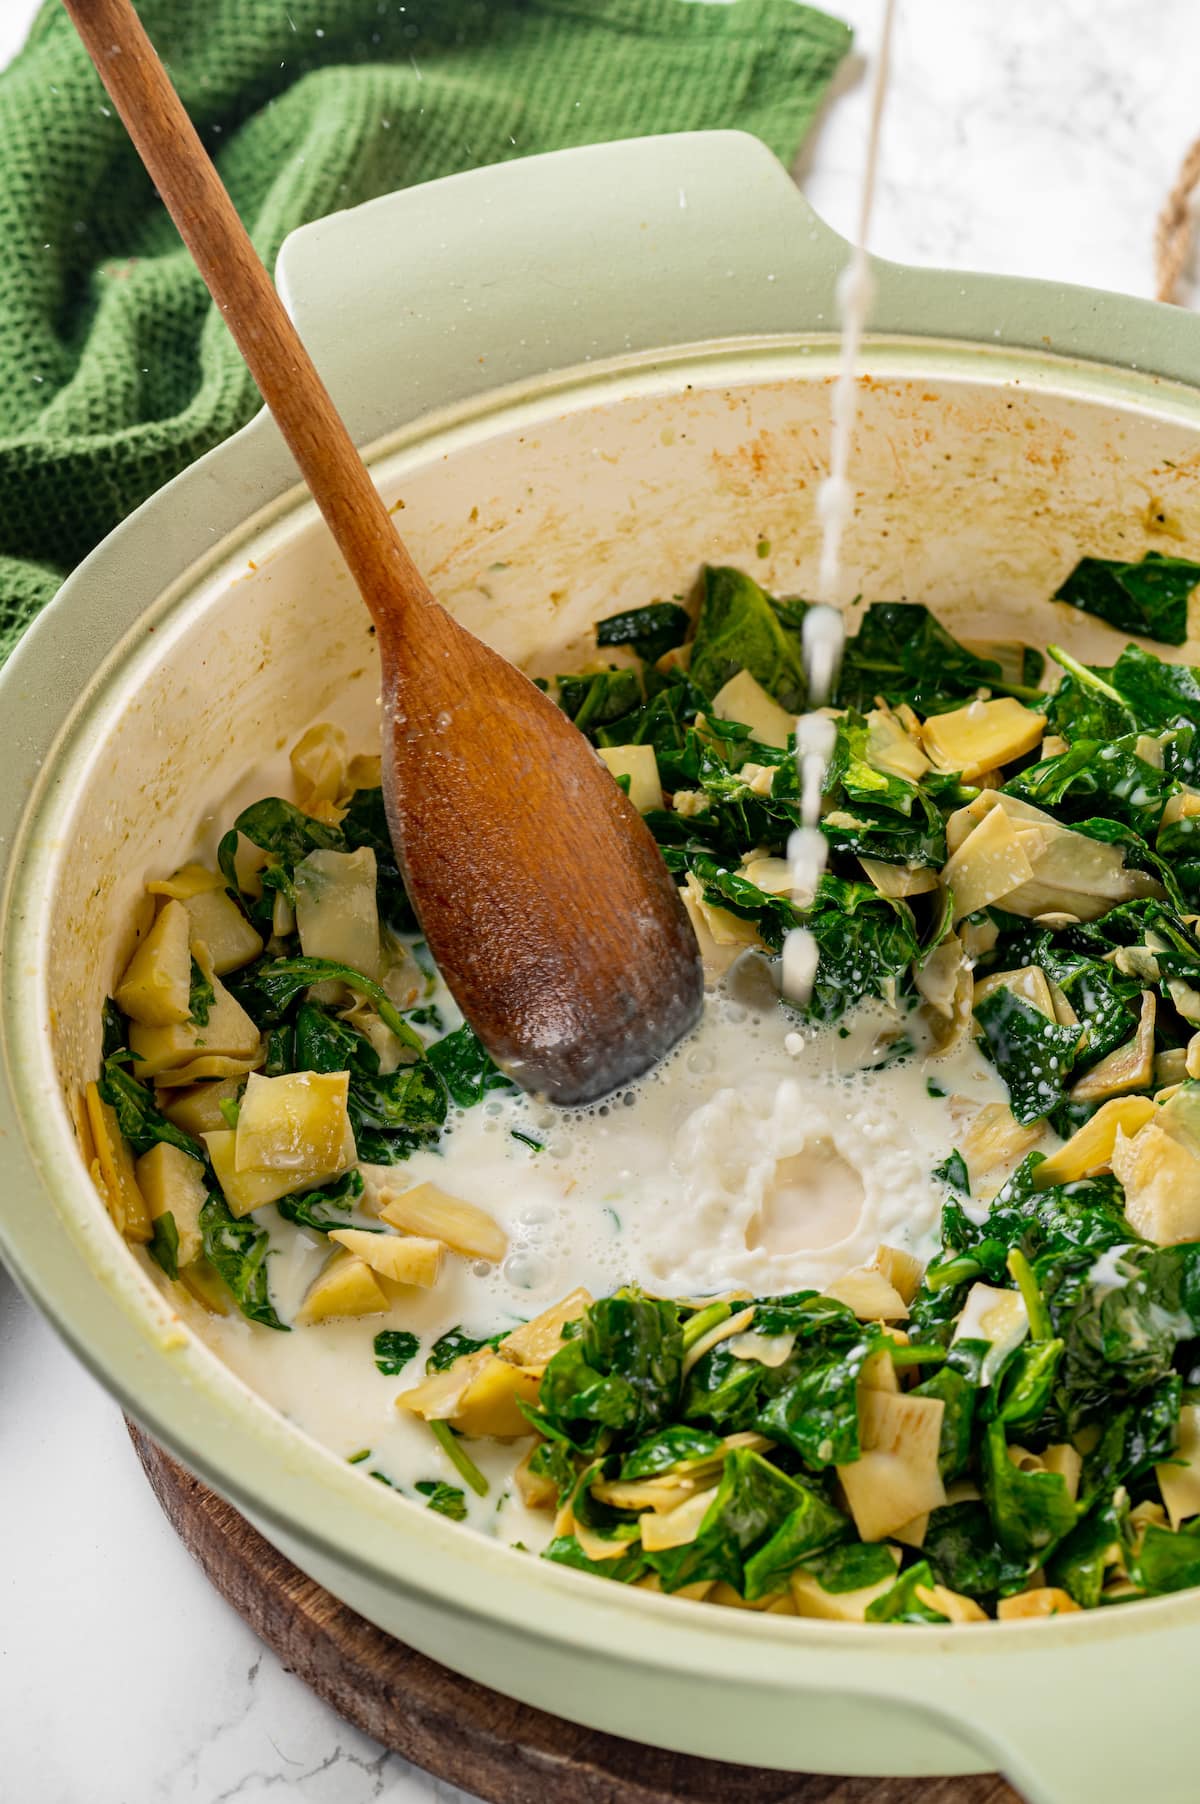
(114, 897, 192, 1026)
(135, 1141, 207, 1267)
(1068, 990, 1157, 1102)
(85, 1081, 151, 1243)
(922, 696, 1046, 780)
(234, 1069, 352, 1174)
(837, 1390, 946, 1542)
(1032, 1094, 1157, 1186)
(297, 1248, 389, 1324)
(128, 948, 261, 1079)
(290, 721, 349, 810)
(294, 846, 382, 979)
(595, 744, 663, 813)
(709, 669, 795, 750)
(203, 1121, 356, 1219)
(328, 1227, 443, 1289)
(1111, 1116, 1200, 1246)
(864, 706, 929, 782)
(790, 1546, 901, 1620)
(942, 803, 1036, 921)
(1156, 1404, 1200, 1528)
(378, 1180, 507, 1262)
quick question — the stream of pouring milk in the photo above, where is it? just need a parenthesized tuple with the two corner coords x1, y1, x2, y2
(782, 0, 898, 1005)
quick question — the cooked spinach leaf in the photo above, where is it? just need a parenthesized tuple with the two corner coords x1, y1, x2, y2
(1054, 551, 1200, 647)
(275, 1168, 366, 1233)
(689, 566, 808, 711)
(147, 1210, 180, 1281)
(426, 1023, 515, 1106)
(374, 1329, 421, 1376)
(414, 1479, 468, 1521)
(97, 1057, 205, 1162)
(972, 987, 1082, 1124)
(187, 956, 214, 1026)
(199, 1193, 287, 1331)
(595, 601, 690, 664)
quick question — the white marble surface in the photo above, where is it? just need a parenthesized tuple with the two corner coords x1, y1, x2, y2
(6, 2, 1200, 1800)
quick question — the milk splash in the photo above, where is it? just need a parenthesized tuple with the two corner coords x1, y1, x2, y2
(781, 0, 898, 1008)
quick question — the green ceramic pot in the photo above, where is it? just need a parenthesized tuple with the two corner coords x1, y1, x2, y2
(3, 133, 1200, 1804)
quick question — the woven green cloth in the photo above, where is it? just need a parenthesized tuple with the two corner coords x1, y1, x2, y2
(0, 0, 849, 660)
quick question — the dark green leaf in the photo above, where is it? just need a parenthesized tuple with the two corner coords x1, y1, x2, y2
(97, 1058, 205, 1162)
(973, 987, 1082, 1124)
(374, 1329, 421, 1376)
(199, 1193, 288, 1332)
(187, 956, 215, 1027)
(338, 786, 416, 931)
(689, 566, 807, 711)
(1054, 551, 1200, 647)
(276, 1168, 366, 1233)
(595, 602, 691, 664)
(619, 1424, 723, 1480)
(426, 1023, 515, 1107)
(147, 1210, 180, 1281)
(865, 1561, 950, 1624)
(425, 1326, 506, 1373)
(414, 1479, 468, 1521)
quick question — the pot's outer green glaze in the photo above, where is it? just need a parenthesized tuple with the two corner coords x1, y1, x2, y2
(2, 134, 1200, 1804)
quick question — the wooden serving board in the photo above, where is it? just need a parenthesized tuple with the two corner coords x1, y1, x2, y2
(127, 1422, 1020, 1804)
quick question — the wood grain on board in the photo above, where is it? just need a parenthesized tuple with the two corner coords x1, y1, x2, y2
(126, 1423, 1021, 1804)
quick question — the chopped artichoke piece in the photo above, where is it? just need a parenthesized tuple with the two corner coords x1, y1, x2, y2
(710, 669, 795, 750)
(203, 1121, 357, 1219)
(738, 762, 778, 799)
(129, 946, 261, 1079)
(942, 802, 1036, 921)
(952, 1284, 1029, 1385)
(114, 897, 192, 1027)
(152, 1052, 263, 1089)
(639, 1488, 718, 1552)
(1069, 991, 1156, 1102)
(960, 1102, 1044, 1191)
(741, 855, 795, 895)
(822, 1266, 909, 1322)
(593, 1472, 706, 1514)
(497, 1287, 592, 1372)
(923, 697, 1047, 780)
(234, 1070, 352, 1173)
(1155, 1404, 1200, 1529)
(344, 751, 383, 798)
(680, 1305, 757, 1377)
(679, 872, 763, 981)
(595, 744, 663, 813)
(514, 1442, 559, 1511)
(84, 1081, 152, 1243)
(328, 1228, 443, 1289)
(723, 1329, 797, 1367)
(296, 1248, 389, 1324)
(790, 1546, 902, 1620)
(1041, 1443, 1083, 1504)
(960, 638, 1036, 689)
(946, 792, 1160, 921)
(378, 1180, 507, 1263)
(135, 1141, 207, 1267)
(837, 1391, 947, 1542)
(995, 1588, 1082, 1620)
(294, 846, 382, 980)
(1032, 1094, 1157, 1186)
(864, 706, 930, 782)
(398, 1352, 540, 1440)
(177, 1255, 232, 1316)
(1112, 1116, 1200, 1246)
(149, 865, 263, 972)
(869, 1244, 924, 1306)
(291, 721, 349, 811)
(920, 1582, 987, 1623)
(859, 856, 939, 899)
(160, 1079, 242, 1136)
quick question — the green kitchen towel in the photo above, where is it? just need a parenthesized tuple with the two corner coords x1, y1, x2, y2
(0, 0, 850, 661)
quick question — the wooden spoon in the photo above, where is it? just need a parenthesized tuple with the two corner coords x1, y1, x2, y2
(64, 0, 702, 1105)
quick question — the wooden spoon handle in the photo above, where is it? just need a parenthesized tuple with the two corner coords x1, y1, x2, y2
(62, 0, 429, 626)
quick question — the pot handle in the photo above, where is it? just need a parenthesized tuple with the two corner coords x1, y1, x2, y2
(273, 129, 852, 446)
(901, 1611, 1200, 1804)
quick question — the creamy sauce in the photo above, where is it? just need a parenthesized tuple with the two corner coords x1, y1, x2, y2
(193, 942, 1010, 1538)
